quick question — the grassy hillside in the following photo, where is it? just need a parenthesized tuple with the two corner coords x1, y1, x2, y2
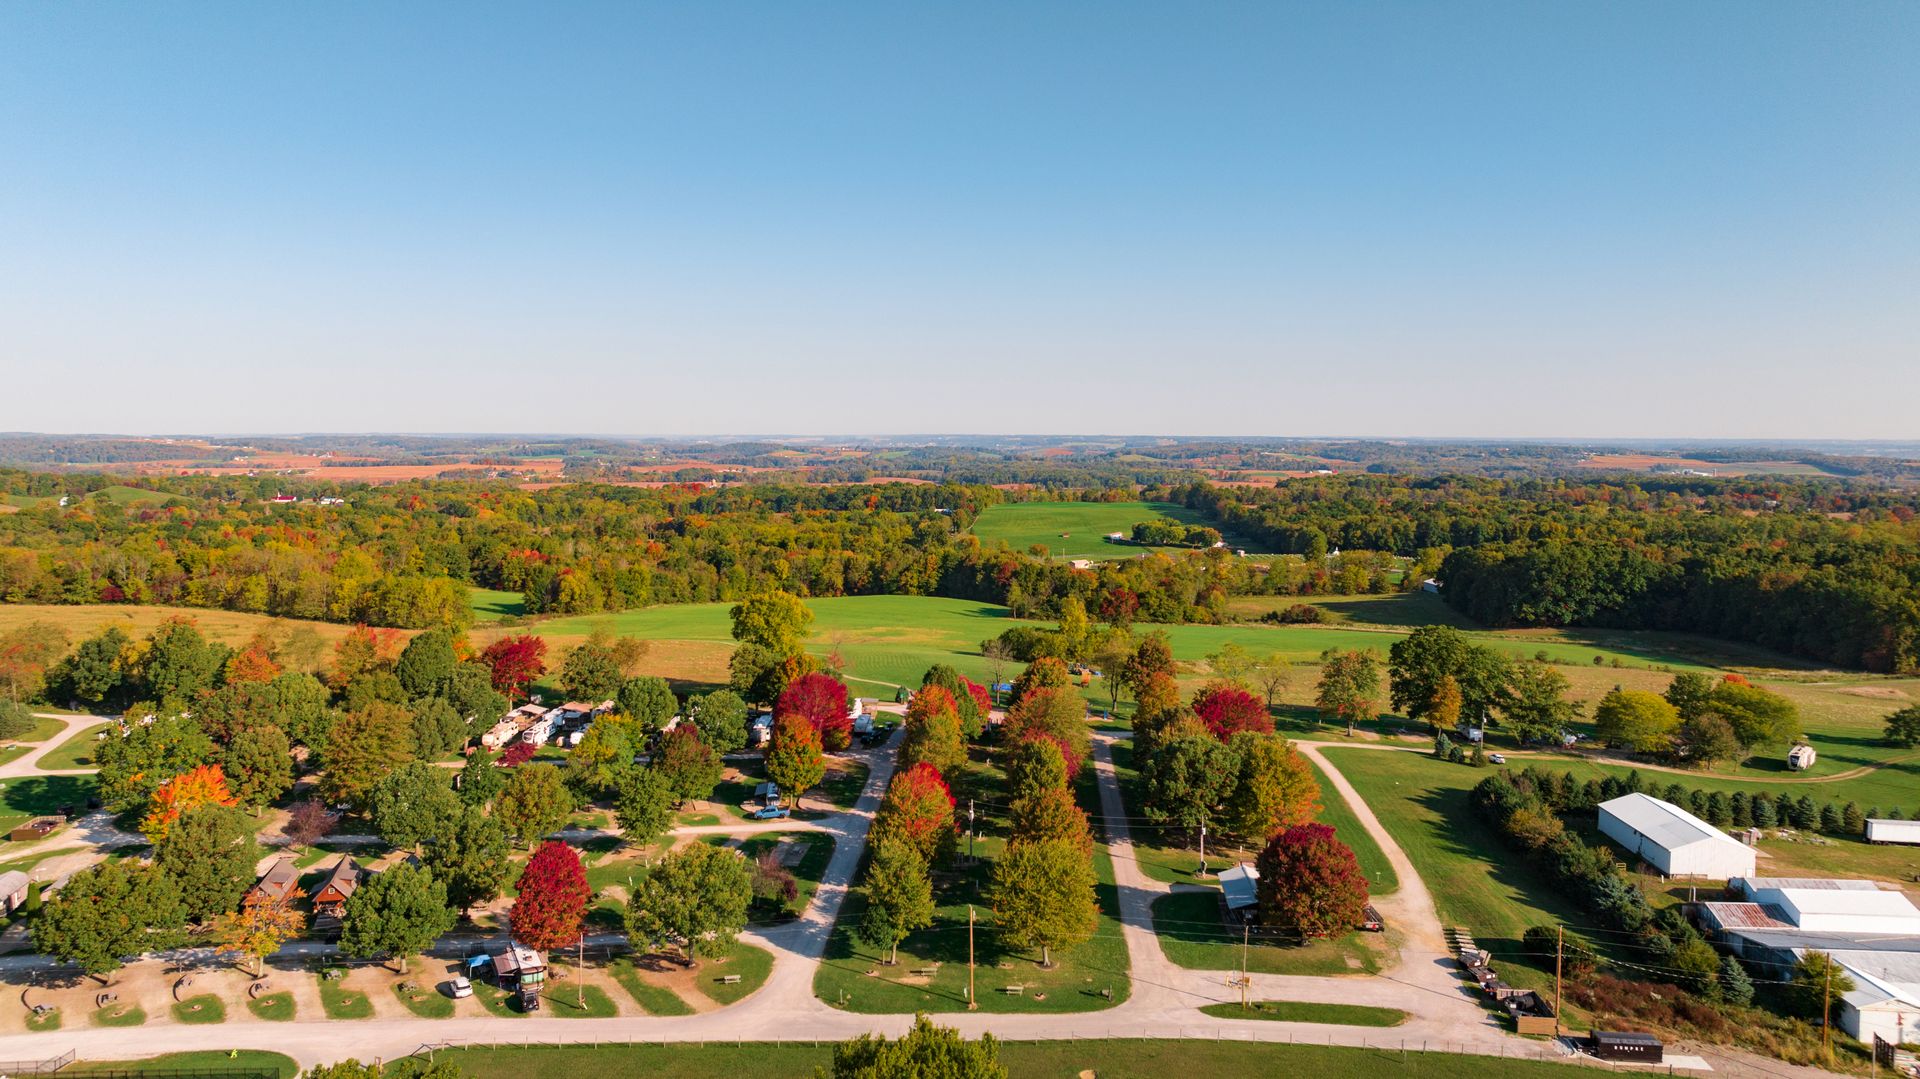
(970, 500, 1209, 561)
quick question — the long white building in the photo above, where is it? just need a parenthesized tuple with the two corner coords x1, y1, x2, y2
(1597, 792, 1756, 879)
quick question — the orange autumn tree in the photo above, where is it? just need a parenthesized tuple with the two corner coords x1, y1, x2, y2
(141, 764, 239, 842)
(224, 644, 281, 684)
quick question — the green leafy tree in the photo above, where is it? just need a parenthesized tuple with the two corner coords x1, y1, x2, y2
(922, 664, 985, 738)
(154, 804, 261, 923)
(95, 712, 216, 811)
(424, 804, 512, 914)
(370, 761, 462, 851)
(557, 638, 625, 702)
(222, 724, 294, 808)
(32, 861, 187, 982)
(48, 626, 130, 707)
(1676, 713, 1742, 765)
(1884, 705, 1920, 748)
(858, 838, 935, 964)
(1139, 734, 1232, 841)
(991, 837, 1097, 968)
(1792, 950, 1856, 1021)
(1314, 648, 1382, 734)
(1222, 732, 1320, 842)
(458, 747, 506, 806)
(1005, 737, 1068, 804)
(409, 696, 469, 759)
(1593, 689, 1679, 754)
(395, 627, 457, 699)
(1665, 672, 1717, 721)
(687, 689, 750, 754)
(496, 763, 573, 847)
(339, 863, 457, 972)
(1719, 953, 1755, 1006)
(1499, 661, 1579, 744)
(319, 702, 416, 810)
(1008, 785, 1091, 852)
(136, 619, 227, 710)
(654, 726, 723, 803)
(567, 715, 643, 798)
(615, 765, 676, 845)
(0, 698, 34, 740)
(1710, 681, 1801, 749)
(618, 676, 679, 735)
(623, 842, 753, 960)
(1001, 684, 1089, 773)
(822, 1016, 1006, 1079)
(447, 662, 508, 727)
(764, 713, 826, 809)
(1388, 626, 1510, 726)
(730, 590, 814, 655)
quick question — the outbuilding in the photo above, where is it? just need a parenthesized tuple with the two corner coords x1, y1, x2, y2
(1590, 1031, 1662, 1063)
(1218, 862, 1260, 923)
(1867, 819, 1920, 846)
(0, 870, 30, 914)
(1597, 793, 1756, 879)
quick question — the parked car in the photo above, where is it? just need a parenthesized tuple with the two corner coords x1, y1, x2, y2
(751, 805, 791, 820)
(448, 977, 473, 998)
(1488, 752, 1507, 764)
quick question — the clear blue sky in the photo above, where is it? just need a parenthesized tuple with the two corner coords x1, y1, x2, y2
(2, 2, 1915, 438)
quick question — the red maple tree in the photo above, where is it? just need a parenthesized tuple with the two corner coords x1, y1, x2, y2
(1192, 683, 1274, 740)
(510, 840, 591, 951)
(1255, 823, 1368, 938)
(962, 679, 993, 719)
(480, 635, 549, 700)
(871, 762, 957, 864)
(777, 672, 852, 750)
(498, 741, 538, 767)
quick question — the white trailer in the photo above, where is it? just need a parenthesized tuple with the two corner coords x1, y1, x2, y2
(1866, 819, 1920, 845)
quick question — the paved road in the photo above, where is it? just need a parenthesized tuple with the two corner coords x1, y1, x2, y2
(0, 731, 1848, 1077)
(0, 712, 109, 778)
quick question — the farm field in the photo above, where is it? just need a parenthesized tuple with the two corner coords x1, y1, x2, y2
(468, 587, 527, 622)
(969, 500, 1217, 561)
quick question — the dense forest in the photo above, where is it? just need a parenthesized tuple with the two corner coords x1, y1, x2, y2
(1175, 477, 1920, 672)
(5, 464, 1919, 672)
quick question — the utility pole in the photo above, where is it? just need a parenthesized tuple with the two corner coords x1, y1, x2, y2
(577, 936, 584, 1009)
(968, 906, 977, 1011)
(1241, 921, 1251, 1009)
(1553, 926, 1564, 1038)
(968, 799, 975, 863)
(1824, 962, 1834, 1065)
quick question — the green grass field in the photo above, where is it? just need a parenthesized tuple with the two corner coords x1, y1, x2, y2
(1199, 1000, 1408, 1025)
(608, 957, 695, 1015)
(469, 587, 527, 622)
(0, 774, 97, 834)
(970, 501, 1213, 561)
(35, 721, 109, 770)
(245, 991, 296, 1021)
(169, 994, 226, 1024)
(68, 1052, 296, 1078)
(414, 1040, 1652, 1079)
(1325, 747, 1583, 939)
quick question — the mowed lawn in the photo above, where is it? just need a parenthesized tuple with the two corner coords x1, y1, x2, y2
(970, 501, 1210, 561)
(1324, 747, 1584, 938)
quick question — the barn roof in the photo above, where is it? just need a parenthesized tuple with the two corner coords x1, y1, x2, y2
(1599, 793, 1746, 853)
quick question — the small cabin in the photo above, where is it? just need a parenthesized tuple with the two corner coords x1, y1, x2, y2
(0, 870, 30, 914)
(1590, 1031, 1662, 1063)
(246, 856, 300, 907)
(311, 856, 367, 929)
(478, 945, 547, 1010)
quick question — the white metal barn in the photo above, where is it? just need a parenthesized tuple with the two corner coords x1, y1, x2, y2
(1597, 793, 1757, 879)
(1867, 819, 1920, 845)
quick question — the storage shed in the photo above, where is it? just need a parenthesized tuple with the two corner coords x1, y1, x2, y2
(1597, 793, 1756, 879)
(1590, 1031, 1663, 1063)
(1867, 819, 1920, 846)
(1218, 862, 1260, 923)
